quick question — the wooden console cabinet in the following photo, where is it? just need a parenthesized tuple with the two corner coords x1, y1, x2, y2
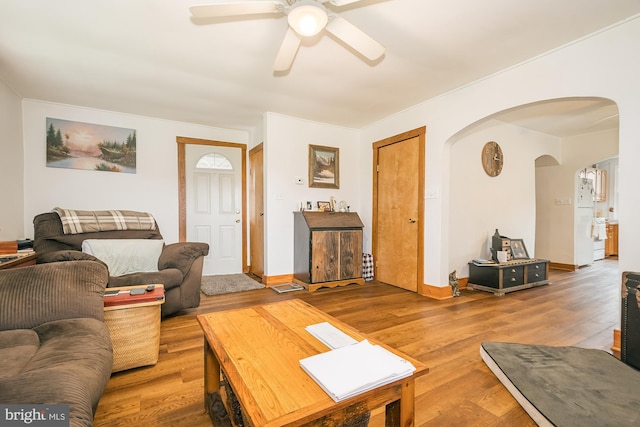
(293, 211, 364, 292)
(468, 259, 550, 296)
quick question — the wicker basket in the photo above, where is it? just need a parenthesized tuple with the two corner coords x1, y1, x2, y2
(104, 304, 161, 372)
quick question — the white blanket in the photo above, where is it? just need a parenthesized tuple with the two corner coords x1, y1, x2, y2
(82, 239, 164, 276)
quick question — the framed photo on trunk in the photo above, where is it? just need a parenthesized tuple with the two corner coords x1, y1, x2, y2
(510, 239, 529, 259)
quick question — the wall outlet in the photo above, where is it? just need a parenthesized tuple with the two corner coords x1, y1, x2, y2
(425, 189, 439, 199)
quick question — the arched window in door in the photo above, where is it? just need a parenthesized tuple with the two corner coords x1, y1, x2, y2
(196, 153, 233, 170)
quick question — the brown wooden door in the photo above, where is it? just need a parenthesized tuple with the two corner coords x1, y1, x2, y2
(249, 144, 264, 280)
(373, 128, 425, 293)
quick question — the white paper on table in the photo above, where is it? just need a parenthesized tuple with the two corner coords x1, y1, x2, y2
(299, 339, 416, 402)
(305, 322, 358, 349)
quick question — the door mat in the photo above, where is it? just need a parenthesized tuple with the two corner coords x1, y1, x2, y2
(201, 274, 265, 296)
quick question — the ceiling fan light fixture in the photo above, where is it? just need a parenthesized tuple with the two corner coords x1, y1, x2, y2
(287, 1, 328, 37)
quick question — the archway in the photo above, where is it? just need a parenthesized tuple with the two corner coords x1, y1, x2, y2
(447, 97, 618, 277)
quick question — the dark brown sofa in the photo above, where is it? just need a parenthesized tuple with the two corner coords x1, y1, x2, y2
(33, 211, 209, 318)
(0, 260, 113, 427)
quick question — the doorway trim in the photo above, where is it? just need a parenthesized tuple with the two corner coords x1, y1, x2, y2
(177, 136, 248, 273)
(372, 126, 426, 295)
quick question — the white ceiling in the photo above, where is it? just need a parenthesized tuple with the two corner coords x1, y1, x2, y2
(0, 0, 638, 135)
(494, 98, 620, 138)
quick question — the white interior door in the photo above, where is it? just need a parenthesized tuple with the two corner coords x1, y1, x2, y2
(186, 145, 242, 275)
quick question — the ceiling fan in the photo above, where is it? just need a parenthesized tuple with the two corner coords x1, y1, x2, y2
(190, 0, 385, 71)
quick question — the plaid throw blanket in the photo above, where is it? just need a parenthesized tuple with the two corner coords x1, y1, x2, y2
(362, 253, 374, 281)
(53, 208, 157, 234)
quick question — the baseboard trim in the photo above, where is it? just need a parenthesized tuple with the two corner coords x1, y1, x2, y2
(421, 278, 468, 300)
(549, 262, 577, 271)
(263, 274, 473, 299)
(264, 274, 294, 286)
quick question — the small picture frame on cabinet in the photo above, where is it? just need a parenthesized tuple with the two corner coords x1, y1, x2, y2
(317, 201, 331, 212)
(510, 239, 529, 259)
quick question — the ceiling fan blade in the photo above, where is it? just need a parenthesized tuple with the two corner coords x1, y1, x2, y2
(190, 1, 285, 18)
(328, 0, 362, 6)
(325, 15, 384, 60)
(273, 28, 302, 71)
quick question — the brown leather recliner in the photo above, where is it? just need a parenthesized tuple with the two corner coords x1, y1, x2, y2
(33, 212, 208, 318)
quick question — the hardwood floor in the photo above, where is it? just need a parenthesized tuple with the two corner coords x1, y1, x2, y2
(93, 259, 620, 426)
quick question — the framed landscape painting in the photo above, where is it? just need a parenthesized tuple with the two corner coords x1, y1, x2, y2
(46, 117, 137, 173)
(309, 144, 339, 189)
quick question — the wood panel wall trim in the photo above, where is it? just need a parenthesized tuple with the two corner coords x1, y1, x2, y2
(176, 136, 248, 272)
(264, 274, 295, 286)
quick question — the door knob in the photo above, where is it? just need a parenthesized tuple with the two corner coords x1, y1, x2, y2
(235, 219, 240, 223)
(409, 218, 416, 223)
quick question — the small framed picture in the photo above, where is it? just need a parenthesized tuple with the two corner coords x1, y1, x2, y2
(317, 201, 331, 212)
(309, 144, 339, 189)
(306, 201, 313, 210)
(510, 239, 529, 259)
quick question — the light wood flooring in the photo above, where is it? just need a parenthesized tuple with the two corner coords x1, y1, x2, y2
(93, 258, 621, 426)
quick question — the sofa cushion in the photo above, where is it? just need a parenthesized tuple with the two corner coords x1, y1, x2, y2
(0, 329, 40, 379)
(107, 268, 183, 290)
(0, 319, 113, 427)
(29, 319, 113, 373)
(52, 230, 161, 251)
(82, 239, 164, 276)
(0, 261, 108, 331)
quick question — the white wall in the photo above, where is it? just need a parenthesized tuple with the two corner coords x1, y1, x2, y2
(535, 128, 618, 265)
(11, 17, 640, 287)
(449, 119, 560, 277)
(0, 79, 24, 240)
(21, 100, 249, 242)
(362, 16, 640, 287)
(263, 112, 362, 276)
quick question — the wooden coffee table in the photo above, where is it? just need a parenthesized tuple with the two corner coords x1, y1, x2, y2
(197, 299, 428, 426)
